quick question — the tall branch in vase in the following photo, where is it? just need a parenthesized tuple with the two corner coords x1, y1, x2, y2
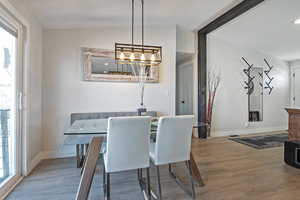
(207, 71, 220, 137)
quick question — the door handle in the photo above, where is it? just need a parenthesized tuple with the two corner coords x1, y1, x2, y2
(18, 92, 23, 111)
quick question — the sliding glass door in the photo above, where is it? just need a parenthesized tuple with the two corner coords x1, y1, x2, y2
(0, 9, 22, 192)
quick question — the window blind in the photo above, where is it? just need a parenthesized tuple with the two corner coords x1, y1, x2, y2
(0, 4, 18, 38)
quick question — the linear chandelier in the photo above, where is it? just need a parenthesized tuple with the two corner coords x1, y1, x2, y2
(114, 0, 162, 66)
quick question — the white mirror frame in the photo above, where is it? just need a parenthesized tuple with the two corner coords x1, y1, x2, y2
(81, 47, 159, 83)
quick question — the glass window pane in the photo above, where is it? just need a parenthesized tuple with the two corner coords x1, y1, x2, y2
(0, 24, 16, 184)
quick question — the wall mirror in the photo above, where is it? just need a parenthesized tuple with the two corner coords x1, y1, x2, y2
(81, 47, 159, 82)
(248, 67, 263, 122)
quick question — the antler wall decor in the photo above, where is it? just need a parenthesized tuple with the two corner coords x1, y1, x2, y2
(263, 58, 274, 95)
(242, 57, 255, 95)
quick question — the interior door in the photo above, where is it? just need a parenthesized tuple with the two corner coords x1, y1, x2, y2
(176, 61, 193, 115)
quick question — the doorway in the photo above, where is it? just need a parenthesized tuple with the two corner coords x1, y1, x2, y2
(176, 52, 194, 115)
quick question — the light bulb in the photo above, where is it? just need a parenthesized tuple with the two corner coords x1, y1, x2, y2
(130, 52, 135, 61)
(151, 53, 156, 62)
(141, 53, 145, 62)
(120, 52, 125, 60)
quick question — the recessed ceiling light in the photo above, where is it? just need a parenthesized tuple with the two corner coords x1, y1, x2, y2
(104, 62, 109, 66)
(294, 18, 300, 24)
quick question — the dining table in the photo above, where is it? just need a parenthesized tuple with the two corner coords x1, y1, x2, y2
(64, 118, 206, 199)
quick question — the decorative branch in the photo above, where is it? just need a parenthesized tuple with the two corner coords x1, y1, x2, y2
(138, 65, 147, 106)
(129, 63, 137, 76)
(206, 70, 221, 137)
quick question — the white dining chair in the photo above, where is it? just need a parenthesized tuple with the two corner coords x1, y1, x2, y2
(149, 115, 196, 199)
(103, 116, 152, 200)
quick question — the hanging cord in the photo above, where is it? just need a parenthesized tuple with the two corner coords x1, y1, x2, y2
(132, 0, 134, 45)
(141, 0, 144, 47)
(132, 0, 145, 47)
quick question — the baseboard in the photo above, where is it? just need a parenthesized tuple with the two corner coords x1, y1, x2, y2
(211, 126, 288, 137)
(26, 152, 44, 176)
(0, 176, 23, 199)
(25, 149, 76, 176)
(42, 150, 75, 160)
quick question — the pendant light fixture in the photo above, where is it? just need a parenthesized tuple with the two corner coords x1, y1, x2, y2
(114, 0, 162, 66)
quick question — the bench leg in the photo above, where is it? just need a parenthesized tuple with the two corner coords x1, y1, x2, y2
(76, 144, 80, 168)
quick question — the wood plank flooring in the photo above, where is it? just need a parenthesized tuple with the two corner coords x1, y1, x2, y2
(191, 131, 300, 200)
(7, 131, 300, 200)
(6, 158, 198, 200)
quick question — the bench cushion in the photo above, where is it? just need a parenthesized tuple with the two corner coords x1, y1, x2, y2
(70, 111, 157, 124)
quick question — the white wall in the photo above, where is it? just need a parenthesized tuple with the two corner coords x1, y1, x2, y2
(42, 26, 176, 157)
(4, 0, 43, 174)
(207, 35, 290, 137)
(176, 26, 196, 53)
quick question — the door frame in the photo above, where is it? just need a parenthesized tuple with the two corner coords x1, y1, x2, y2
(0, 1, 27, 197)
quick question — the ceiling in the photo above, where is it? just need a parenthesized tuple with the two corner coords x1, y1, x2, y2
(21, 0, 241, 30)
(210, 0, 300, 62)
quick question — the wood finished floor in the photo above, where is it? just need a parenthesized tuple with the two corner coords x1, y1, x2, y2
(6, 158, 199, 200)
(192, 132, 300, 200)
(7, 131, 300, 200)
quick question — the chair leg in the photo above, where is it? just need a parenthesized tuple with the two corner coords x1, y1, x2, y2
(106, 173, 111, 200)
(156, 166, 162, 200)
(168, 162, 196, 199)
(186, 161, 196, 199)
(146, 168, 151, 200)
(103, 167, 106, 196)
